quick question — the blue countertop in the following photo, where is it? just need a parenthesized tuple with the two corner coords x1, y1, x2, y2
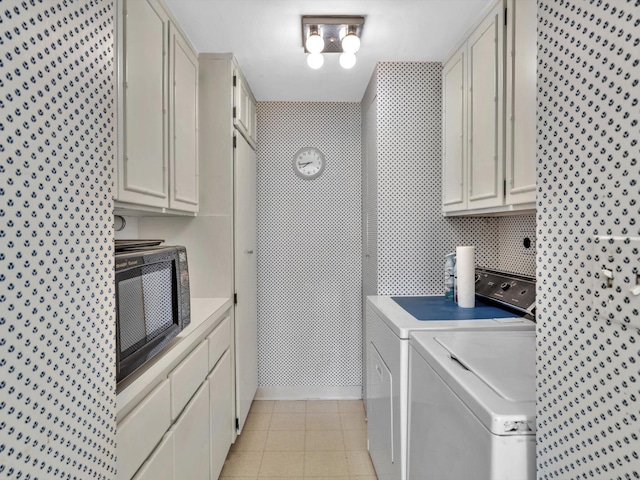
(391, 296, 517, 321)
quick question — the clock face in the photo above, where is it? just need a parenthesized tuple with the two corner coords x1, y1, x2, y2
(293, 147, 325, 180)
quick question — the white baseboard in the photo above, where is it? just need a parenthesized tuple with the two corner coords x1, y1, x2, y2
(255, 385, 362, 400)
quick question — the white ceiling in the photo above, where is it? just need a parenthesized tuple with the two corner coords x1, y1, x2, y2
(164, 0, 493, 102)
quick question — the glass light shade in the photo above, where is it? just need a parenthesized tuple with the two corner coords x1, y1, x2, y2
(339, 52, 357, 69)
(341, 33, 360, 54)
(307, 53, 324, 69)
(306, 33, 324, 54)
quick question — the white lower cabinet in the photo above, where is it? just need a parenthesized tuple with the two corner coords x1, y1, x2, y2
(209, 350, 233, 479)
(117, 380, 171, 480)
(133, 432, 175, 480)
(169, 340, 209, 421)
(117, 311, 233, 480)
(174, 381, 211, 479)
(132, 380, 214, 480)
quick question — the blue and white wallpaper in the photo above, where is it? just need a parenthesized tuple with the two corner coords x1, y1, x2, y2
(256, 102, 362, 388)
(0, 1, 115, 478)
(536, 1, 640, 478)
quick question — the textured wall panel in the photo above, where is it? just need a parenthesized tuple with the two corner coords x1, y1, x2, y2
(256, 66, 536, 390)
(256, 102, 362, 387)
(372, 62, 533, 296)
(0, 1, 115, 479)
(537, 1, 640, 478)
(497, 215, 536, 277)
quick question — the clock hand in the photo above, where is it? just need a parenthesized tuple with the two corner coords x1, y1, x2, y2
(298, 161, 313, 167)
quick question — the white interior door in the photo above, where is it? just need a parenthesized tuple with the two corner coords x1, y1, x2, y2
(233, 133, 258, 433)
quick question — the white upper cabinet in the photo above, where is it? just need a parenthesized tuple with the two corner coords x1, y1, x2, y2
(505, 0, 537, 205)
(119, 0, 169, 208)
(442, 44, 467, 212)
(234, 71, 257, 147)
(441, 0, 535, 216)
(116, 0, 199, 214)
(169, 23, 199, 212)
(467, 3, 504, 210)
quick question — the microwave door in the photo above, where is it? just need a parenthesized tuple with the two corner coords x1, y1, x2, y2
(116, 260, 180, 382)
(140, 262, 175, 337)
(118, 274, 147, 355)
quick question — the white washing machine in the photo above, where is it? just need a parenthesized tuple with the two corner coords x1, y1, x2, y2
(365, 268, 536, 480)
(407, 330, 536, 479)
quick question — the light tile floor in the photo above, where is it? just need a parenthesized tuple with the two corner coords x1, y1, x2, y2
(220, 400, 377, 479)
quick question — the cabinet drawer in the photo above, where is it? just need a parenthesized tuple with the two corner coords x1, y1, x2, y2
(132, 430, 174, 480)
(117, 379, 171, 480)
(207, 316, 231, 371)
(169, 340, 208, 421)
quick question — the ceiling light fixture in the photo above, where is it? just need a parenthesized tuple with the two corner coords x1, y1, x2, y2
(339, 52, 357, 69)
(341, 27, 361, 54)
(307, 52, 324, 69)
(301, 15, 364, 70)
(306, 25, 324, 54)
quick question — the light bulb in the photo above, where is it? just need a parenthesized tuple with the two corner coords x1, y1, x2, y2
(307, 53, 324, 69)
(306, 33, 324, 54)
(339, 52, 356, 69)
(341, 33, 360, 54)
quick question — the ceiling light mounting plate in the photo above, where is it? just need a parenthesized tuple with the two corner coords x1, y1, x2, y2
(301, 15, 365, 53)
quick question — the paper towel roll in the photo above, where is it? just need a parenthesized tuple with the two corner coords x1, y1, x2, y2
(456, 246, 475, 308)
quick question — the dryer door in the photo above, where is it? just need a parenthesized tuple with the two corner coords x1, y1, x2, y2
(368, 343, 394, 476)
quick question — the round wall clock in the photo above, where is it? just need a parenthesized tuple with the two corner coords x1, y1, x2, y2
(293, 147, 325, 180)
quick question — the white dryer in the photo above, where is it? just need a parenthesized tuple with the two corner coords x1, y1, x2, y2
(407, 330, 536, 479)
(365, 268, 536, 480)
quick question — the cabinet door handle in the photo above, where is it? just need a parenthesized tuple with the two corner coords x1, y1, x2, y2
(245, 249, 254, 255)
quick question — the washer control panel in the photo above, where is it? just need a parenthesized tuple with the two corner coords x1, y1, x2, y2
(474, 268, 536, 316)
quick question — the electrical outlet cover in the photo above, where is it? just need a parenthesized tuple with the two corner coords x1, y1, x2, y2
(522, 232, 537, 256)
(593, 236, 640, 328)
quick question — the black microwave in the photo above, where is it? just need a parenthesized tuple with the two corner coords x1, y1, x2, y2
(115, 243, 191, 383)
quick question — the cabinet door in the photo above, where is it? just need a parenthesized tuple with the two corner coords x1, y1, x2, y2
(173, 381, 210, 479)
(169, 23, 199, 212)
(132, 432, 174, 480)
(209, 350, 233, 480)
(116, 379, 171, 480)
(505, 0, 537, 205)
(233, 133, 258, 432)
(120, 0, 169, 207)
(248, 98, 257, 145)
(467, 2, 504, 210)
(442, 44, 467, 212)
(234, 72, 256, 145)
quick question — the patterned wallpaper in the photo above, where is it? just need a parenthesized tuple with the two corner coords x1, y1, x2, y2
(256, 102, 362, 388)
(257, 66, 536, 391)
(536, 1, 640, 478)
(0, 1, 115, 479)
(369, 62, 535, 299)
